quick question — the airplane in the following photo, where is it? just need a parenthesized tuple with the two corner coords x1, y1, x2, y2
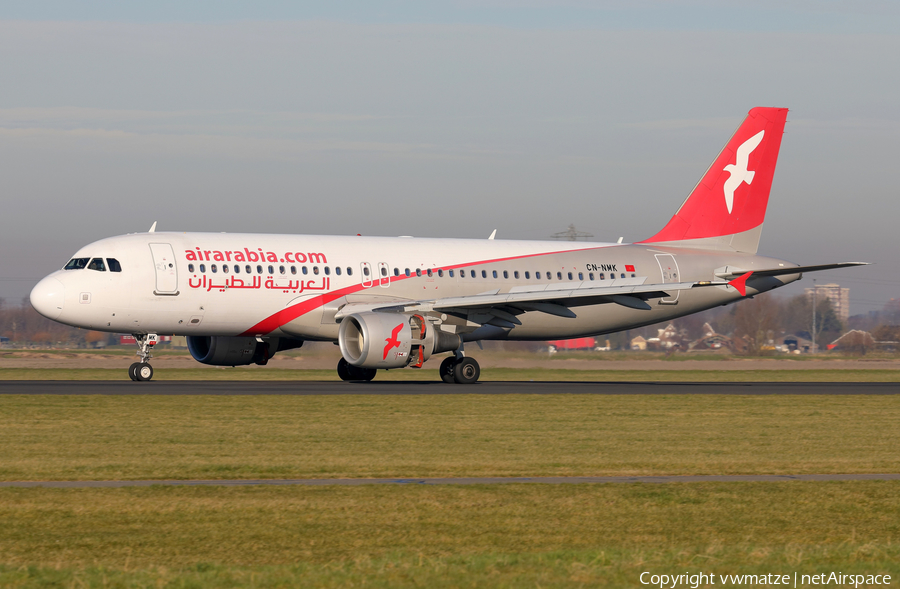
(29, 107, 865, 384)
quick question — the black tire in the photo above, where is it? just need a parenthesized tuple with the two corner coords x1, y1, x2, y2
(356, 367, 377, 382)
(128, 362, 141, 381)
(135, 363, 154, 382)
(453, 357, 480, 384)
(337, 358, 353, 381)
(439, 357, 456, 383)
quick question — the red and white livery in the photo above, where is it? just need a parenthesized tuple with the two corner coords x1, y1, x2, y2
(30, 107, 865, 383)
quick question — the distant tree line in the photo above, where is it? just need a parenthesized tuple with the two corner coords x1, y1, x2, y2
(0, 297, 114, 347)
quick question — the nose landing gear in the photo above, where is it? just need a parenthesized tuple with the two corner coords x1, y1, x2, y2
(129, 333, 158, 381)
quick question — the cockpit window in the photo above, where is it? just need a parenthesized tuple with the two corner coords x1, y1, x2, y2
(64, 258, 89, 270)
(87, 258, 106, 272)
(107, 258, 122, 272)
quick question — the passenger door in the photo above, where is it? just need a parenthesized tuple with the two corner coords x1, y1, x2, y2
(149, 243, 179, 295)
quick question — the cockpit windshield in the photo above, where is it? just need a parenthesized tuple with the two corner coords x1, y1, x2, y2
(87, 258, 106, 272)
(63, 257, 122, 271)
(64, 258, 89, 270)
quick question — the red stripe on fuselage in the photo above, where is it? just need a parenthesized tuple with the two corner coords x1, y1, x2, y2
(238, 244, 611, 337)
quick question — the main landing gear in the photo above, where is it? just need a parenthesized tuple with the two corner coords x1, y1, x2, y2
(336, 358, 377, 382)
(128, 333, 158, 382)
(439, 356, 481, 384)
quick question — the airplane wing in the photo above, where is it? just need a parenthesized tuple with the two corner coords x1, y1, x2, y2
(334, 278, 701, 326)
(333, 262, 869, 329)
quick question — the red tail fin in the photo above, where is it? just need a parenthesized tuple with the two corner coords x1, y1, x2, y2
(640, 107, 788, 253)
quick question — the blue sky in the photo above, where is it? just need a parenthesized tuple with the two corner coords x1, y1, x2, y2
(1, 1, 898, 312)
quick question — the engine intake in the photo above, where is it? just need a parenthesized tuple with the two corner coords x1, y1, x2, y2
(338, 312, 461, 369)
(186, 336, 301, 366)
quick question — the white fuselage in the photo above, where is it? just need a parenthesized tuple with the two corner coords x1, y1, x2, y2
(31, 231, 798, 342)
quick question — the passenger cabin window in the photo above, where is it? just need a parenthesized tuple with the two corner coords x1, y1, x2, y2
(268, 265, 275, 274)
(200, 264, 206, 272)
(107, 258, 122, 272)
(381, 267, 387, 277)
(493, 270, 498, 279)
(223, 265, 229, 273)
(346, 267, 353, 276)
(567, 272, 573, 280)
(325, 266, 331, 275)
(525, 271, 530, 279)
(557, 272, 562, 280)
(87, 258, 106, 272)
(405, 268, 411, 277)
(426, 269, 432, 277)
(257, 265, 263, 274)
(188, 263, 195, 273)
(64, 258, 90, 270)
(438, 269, 443, 277)
(513, 271, 519, 279)
(460, 270, 465, 277)
(416, 269, 422, 277)
(578, 272, 583, 280)
(482, 270, 487, 278)
(234, 264, 240, 274)
(211, 264, 218, 273)
(335, 267, 341, 275)
(291, 266, 297, 275)
(449, 270, 455, 277)
(393, 268, 400, 277)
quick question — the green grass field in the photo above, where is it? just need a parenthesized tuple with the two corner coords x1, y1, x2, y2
(1, 483, 899, 587)
(3, 393, 900, 587)
(3, 394, 900, 481)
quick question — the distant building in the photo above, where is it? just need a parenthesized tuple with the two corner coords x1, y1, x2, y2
(547, 337, 596, 352)
(805, 283, 850, 323)
(630, 335, 647, 351)
(688, 323, 733, 351)
(828, 330, 875, 352)
(776, 334, 813, 354)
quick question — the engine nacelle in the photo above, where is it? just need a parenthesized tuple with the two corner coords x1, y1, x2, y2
(186, 336, 301, 366)
(338, 312, 461, 369)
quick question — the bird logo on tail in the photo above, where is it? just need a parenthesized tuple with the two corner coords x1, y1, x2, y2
(723, 130, 765, 214)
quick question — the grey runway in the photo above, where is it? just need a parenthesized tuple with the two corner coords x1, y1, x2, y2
(0, 380, 897, 395)
(3, 474, 900, 488)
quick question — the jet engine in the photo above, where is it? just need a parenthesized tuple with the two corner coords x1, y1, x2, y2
(338, 312, 461, 369)
(186, 336, 302, 366)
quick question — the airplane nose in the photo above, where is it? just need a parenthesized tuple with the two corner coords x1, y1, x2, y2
(30, 277, 65, 320)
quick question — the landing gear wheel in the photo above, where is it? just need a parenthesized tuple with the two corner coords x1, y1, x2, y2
(128, 362, 141, 381)
(337, 358, 353, 381)
(353, 367, 377, 382)
(453, 357, 480, 384)
(439, 357, 457, 383)
(135, 363, 154, 382)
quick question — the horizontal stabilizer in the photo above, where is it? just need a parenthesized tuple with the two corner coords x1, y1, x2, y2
(716, 262, 868, 279)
